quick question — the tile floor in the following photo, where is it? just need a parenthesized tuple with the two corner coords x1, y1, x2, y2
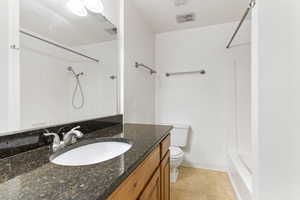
(170, 167, 236, 200)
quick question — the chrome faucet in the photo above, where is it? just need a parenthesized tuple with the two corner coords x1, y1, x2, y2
(44, 126, 84, 152)
(44, 132, 64, 152)
(63, 126, 84, 146)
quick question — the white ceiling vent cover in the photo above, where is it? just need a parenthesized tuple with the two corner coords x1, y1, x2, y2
(176, 13, 196, 23)
(172, 0, 188, 6)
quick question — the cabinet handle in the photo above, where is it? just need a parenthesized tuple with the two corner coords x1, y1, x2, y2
(10, 45, 20, 50)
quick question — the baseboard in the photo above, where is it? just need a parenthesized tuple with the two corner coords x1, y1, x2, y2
(228, 171, 243, 200)
(228, 153, 253, 194)
(227, 153, 253, 200)
(181, 160, 228, 172)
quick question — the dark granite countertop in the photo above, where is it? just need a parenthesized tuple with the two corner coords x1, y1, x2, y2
(0, 123, 172, 200)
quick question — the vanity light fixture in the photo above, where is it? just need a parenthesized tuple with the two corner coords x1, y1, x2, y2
(67, 0, 88, 17)
(67, 0, 104, 16)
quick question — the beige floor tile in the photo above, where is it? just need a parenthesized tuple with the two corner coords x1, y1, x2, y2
(170, 167, 236, 200)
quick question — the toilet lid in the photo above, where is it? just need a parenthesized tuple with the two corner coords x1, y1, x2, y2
(169, 146, 184, 158)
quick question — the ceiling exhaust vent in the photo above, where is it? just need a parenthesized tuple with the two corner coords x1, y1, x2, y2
(176, 13, 195, 23)
(172, 0, 188, 7)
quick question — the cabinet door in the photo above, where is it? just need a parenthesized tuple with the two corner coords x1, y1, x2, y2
(161, 151, 170, 200)
(108, 147, 160, 200)
(139, 168, 161, 200)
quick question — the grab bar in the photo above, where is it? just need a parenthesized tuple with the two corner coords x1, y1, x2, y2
(166, 70, 206, 77)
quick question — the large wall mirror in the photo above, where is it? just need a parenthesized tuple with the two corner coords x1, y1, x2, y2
(2, 0, 119, 133)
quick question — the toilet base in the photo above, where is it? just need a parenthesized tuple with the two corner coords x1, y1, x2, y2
(170, 167, 179, 183)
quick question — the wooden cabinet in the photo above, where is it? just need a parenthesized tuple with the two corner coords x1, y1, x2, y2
(160, 151, 170, 200)
(160, 135, 170, 159)
(108, 147, 160, 200)
(139, 169, 161, 200)
(108, 134, 171, 200)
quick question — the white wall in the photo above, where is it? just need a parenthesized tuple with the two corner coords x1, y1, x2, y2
(123, 1, 155, 123)
(0, 0, 20, 134)
(155, 22, 250, 170)
(20, 35, 118, 129)
(0, 0, 10, 132)
(71, 41, 119, 121)
(20, 35, 69, 128)
(253, 1, 300, 200)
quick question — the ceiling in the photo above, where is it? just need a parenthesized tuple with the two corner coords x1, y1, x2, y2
(20, 0, 117, 47)
(131, 0, 250, 33)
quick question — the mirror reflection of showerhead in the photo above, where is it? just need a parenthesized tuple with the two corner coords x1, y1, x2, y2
(68, 66, 84, 78)
(68, 66, 85, 109)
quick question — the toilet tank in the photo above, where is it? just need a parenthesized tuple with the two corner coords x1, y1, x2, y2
(170, 124, 190, 147)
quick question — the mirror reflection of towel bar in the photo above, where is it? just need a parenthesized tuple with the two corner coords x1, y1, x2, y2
(166, 70, 206, 77)
(19, 29, 100, 63)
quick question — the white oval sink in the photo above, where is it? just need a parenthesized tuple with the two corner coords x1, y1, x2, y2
(50, 139, 132, 166)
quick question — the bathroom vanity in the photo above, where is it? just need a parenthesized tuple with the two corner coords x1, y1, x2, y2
(108, 134, 170, 200)
(0, 116, 172, 200)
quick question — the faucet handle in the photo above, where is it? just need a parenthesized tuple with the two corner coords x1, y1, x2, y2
(44, 132, 61, 145)
(44, 132, 64, 152)
(70, 126, 83, 138)
(71, 126, 81, 131)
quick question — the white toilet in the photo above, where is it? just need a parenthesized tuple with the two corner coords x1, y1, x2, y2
(169, 124, 189, 183)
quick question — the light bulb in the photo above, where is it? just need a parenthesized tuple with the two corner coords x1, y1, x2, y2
(67, 0, 88, 17)
(82, 0, 104, 14)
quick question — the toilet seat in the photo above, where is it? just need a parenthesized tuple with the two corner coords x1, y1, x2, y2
(170, 146, 184, 159)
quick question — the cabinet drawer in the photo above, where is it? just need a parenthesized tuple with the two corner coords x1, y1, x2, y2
(108, 147, 160, 200)
(160, 135, 170, 159)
